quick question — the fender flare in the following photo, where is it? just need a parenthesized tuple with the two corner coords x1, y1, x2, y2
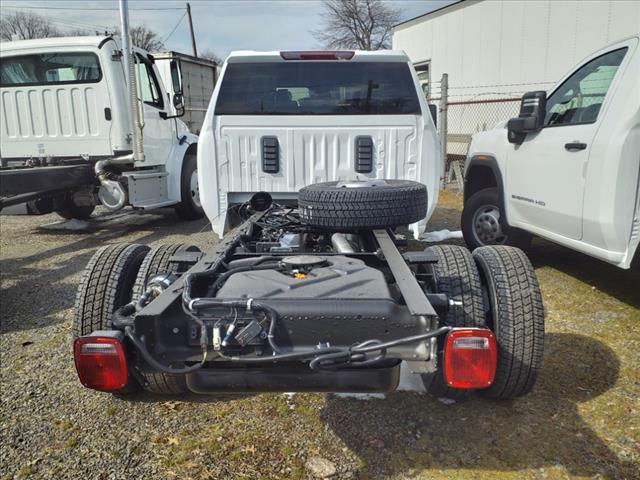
(463, 155, 509, 224)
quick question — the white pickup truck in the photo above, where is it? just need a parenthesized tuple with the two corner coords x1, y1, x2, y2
(0, 36, 203, 220)
(462, 34, 640, 269)
(197, 49, 441, 239)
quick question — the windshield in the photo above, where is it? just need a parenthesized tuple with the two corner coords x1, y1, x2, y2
(215, 62, 421, 115)
(0, 52, 102, 87)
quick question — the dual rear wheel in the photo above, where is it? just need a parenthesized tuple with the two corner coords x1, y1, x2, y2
(73, 243, 200, 395)
(423, 244, 544, 399)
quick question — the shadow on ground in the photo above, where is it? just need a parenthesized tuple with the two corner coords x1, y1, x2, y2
(527, 239, 640, 309)
(0, 209, 210, 333)
(321, 332, 637, 479)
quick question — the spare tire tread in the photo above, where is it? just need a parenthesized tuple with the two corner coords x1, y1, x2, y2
(299, 180, 427, 229)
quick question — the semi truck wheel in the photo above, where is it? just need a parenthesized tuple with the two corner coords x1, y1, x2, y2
(175, 154, 205, 220)
(422, 245, 486, 399)
(462, 187, 531, 250)
(299, 179, 427, 229)
(473, 246, 544, 399)
(74, 243, 150, 394)
(133, 243, 200, 394)
(56, 193, 95, 220)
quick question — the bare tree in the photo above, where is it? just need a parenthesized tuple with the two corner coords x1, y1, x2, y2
(200, 49, 223, 64)
(110, 25, 164, 51)
(312, 0, 400, 50)
(130, 25, 164, 51)
(0, 11, 60, 41)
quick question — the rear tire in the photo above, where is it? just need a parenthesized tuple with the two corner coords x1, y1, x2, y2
(133, 243, 200, 394)
(73, 243, 150, 394)
(299, 179, 427, 229)
(473, 246, 544, 399)
(422, 245, 486, 399)
(175, 154, 205, 220)
(462, 187, 531, 250)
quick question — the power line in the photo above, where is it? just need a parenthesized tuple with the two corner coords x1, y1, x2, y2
(1, 4, 183, 11)
(0, 9, 112, 32)
(162, 11, 187, 43)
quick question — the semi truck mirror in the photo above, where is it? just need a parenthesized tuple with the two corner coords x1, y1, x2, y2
(170, 59, 183, 96)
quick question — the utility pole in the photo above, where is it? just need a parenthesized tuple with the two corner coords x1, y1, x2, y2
(186, 2, 198, 57)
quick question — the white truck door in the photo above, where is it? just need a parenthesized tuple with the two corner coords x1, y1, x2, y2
(135, 55, 173, 165)
(506, 47, 628, 240)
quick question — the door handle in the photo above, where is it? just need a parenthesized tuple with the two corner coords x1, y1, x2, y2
(564, 141, 587, 151)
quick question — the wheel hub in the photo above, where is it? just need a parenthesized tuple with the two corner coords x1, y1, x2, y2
(472, 205, 506, 245)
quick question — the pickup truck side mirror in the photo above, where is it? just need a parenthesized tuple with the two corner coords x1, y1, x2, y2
(507, 91, 547, 144)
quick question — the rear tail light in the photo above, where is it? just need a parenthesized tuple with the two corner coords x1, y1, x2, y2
(280, 51, 354, 60)
(74, 333, 128, 391)
(444, 328, 497, 389)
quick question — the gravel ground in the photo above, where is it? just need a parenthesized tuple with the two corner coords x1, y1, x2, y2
(1, 192, 639, 480)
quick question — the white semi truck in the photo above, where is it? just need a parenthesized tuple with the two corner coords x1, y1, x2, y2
(0, 35, 204, 221)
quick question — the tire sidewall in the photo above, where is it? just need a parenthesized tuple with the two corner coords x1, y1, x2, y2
(176, 154, 204, 220)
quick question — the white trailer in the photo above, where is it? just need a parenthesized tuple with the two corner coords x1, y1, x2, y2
(155, 51, 218, 134)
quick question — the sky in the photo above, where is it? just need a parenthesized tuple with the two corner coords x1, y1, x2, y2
(0, 0, 455, 57)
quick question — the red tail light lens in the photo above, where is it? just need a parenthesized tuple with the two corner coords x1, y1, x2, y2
(444, 328, 497, 389)
(280, 51, 355, 60)
(74, 336, 128, 391)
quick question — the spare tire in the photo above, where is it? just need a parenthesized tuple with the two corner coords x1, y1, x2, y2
(299, 179, 427, 229)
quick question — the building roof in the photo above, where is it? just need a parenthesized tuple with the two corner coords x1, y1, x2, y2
(394, 0, 467, 30)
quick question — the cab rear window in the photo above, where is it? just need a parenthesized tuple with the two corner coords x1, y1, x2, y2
(215, 62, 421, 115)
(0, 52, 101, 87)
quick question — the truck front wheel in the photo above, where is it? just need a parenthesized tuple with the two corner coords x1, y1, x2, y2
(175, 154, 205, 220)
(56, 194, 95, 220)
(462, 187, 531, 250)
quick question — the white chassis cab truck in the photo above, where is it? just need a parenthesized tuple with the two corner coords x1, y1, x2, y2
(197, 50, 441, 239)
(0, 36, 204, 221)
(462, 34, 640, 269)
(70, 52, 546, 398)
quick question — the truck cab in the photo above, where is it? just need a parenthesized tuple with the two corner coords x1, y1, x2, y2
(0, 36, 203, 220)
(462, 34, 640, 269)
(197, 50, 441, 239)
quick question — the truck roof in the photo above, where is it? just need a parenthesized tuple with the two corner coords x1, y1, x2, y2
(0, 36, 116, 54)
(226, 50, 410, 63)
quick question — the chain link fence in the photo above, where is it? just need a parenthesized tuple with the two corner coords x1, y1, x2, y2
(427, 76, 555, 188)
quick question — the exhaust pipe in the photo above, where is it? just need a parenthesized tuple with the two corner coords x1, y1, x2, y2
(331, 233, 358, 253)
(119, 0, 144, 162)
